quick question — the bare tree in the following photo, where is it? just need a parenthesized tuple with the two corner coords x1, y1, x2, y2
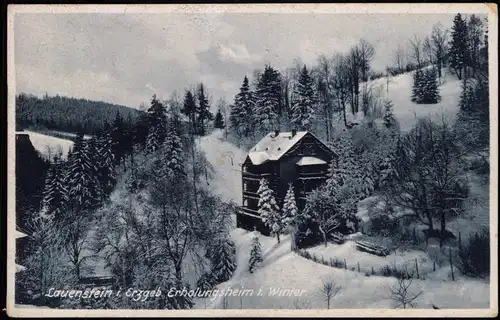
(216, 97, 230, 139)
(423, 36, 433, 65)
(332, 53, 351, 126)
(431, 23, 449, 78)
(318, 277, 342, 309)
(358, 39, 376, 82)
(409, 35, 423, 68)
(394, 45, 406, 72)
(384, 117, 468, 246)
(313, 54, 335, 140)
(388, 273, 423, 309)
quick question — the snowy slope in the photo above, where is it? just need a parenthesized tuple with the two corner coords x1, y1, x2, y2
(198, 129, 247, 205)
(343, 69, 462, 132)
(21, 130, 74, 159)
(194, 230, 489, 309)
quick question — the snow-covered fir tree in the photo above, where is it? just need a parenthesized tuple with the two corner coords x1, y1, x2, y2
(248, 234, 263, 273)
(257, 178, 282, 243)
(214, 108, 225, 129)
(327, 134, 358, 190)
(66, 134, 101, 213)
(449, 13, 469, 79)
(205, 237, 237, 283)
(161, 120, 185, 180)
(231, 76, 256, 137)
(411, 69, 425, 103)
(255, 65, 281, 132)
(282, 183, 300, 250)
(196, 83, 213, 135)
(145, 95, 167, 152)
(411, 68, 440, 104)
(383, 100, 397, 128)
(291, 65, 316, 130)
(182, 90, 197, 135)
(96, 131, 116, 196)
(423, 68, 441, 103)
(41, 155, 68, 221)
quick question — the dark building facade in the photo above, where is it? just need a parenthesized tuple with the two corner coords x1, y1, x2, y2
(237, 130, 337, 235)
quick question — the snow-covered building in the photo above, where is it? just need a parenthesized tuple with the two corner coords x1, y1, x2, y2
(238, 130, 337, 235)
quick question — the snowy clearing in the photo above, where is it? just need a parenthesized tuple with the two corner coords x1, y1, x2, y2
(21, 130, 74, 160)
(340, 69, 462, 132)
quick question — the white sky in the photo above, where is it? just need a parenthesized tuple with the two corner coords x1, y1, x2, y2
(13, 11, 461, 109)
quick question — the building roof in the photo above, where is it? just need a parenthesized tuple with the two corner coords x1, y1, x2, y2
(296, 156, 327, 166)
(247, 131, 308, 165)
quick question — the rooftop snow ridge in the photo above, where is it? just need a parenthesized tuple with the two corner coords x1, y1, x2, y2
(247, 131, 308, 165)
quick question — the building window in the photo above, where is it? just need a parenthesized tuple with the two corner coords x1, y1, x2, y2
(243, 165, 247, 172)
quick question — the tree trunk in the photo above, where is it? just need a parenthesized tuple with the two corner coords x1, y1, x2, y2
(276, 233, 280, 244)
(175, 263, 182, 282)
(319, 226, 327, 247)
(290, 226, 297, 251)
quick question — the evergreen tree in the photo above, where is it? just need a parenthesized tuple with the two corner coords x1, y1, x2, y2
(327, 134, 358, 190)
(449, 13, 469, 79)
(146, 95, 167, 153)
(96, 131, 116, 195)
(257, 178, 282, 243)
(205, 237, 237, 283)
(214, 108, 225, 129)
(40, 155, 68, 221)
(196, 83, 213, 135)
(423, 68, 441, 103)
(161, 121, 185, 181)
(255, 65, 282, 132)
(182, 90, 197, 135)
(291, 65, 316, 130)
(66, 134, 100, 213)
(111, 111, 126, 165)
(383, 100, 396, 128)
(411, 69, 425, 103)
(85, 137, 105, 203)
(248, 235, 263, 273)
(282, 183, 300, 251)
(412, 68, 440, 104)
(231, 76, 256, 136)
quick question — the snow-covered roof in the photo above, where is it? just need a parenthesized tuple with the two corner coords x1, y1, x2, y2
(247, 131, 308, 165)
(296, 156, 327, 166)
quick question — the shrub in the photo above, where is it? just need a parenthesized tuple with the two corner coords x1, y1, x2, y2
(457, 229, 490, 278)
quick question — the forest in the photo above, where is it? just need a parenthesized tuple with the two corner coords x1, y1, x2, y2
(15, 93, 143, 135)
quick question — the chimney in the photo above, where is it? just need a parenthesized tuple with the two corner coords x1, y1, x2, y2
(274, 129, 279, 137)
(291, 129, 297, 137)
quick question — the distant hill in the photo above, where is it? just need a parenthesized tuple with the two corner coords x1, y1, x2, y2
(16, 93, 144, 135)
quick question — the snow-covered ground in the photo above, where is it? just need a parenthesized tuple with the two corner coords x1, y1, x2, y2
(198, 129, 247, 205)
(20, 130, 74, 160)
(193, 229, 489, 309)
(342, 69, 462, 132)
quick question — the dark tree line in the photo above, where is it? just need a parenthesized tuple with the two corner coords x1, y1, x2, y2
(15, 93, 142, 135)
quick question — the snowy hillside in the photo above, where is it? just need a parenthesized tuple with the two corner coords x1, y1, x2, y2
(198, 130, 247, 205)
(21, 130, 74, 160)
(193, 230, 489, 309)
(342, 69, 462, 132)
